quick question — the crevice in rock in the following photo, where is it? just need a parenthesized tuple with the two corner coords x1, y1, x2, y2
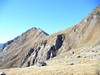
(23, 46, 41, 67)
(47, 45, 55, 60)
(20, 48, 34, 67)
(41, 40, 47, 47)
(55, 34, 65, 50)
(32, 49, 38, 65)
(47, 34, 65, 60)
(27, 61, 30, 67)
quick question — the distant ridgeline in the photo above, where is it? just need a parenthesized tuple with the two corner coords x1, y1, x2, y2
(0, 43, 4, 48)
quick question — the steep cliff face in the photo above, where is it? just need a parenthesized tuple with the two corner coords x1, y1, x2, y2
(0, 6, 100, 69)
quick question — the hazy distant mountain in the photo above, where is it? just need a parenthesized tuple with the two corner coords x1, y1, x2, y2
(0, 43, 3, 48)
(0, 6, 100, 75)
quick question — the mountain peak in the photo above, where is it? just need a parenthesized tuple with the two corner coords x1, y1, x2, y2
(0, 6, 100, 70)
(25, 27, 49, 36)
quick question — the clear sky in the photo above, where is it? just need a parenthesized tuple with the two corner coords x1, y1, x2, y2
(0, 0, 100, 43)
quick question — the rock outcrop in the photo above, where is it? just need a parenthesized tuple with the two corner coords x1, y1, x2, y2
(0, 5, 100, 69)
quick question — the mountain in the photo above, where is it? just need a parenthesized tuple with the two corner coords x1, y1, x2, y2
(0, 6, 100, 75)
(0, 43, 3, 48)
(0, 27, 49, 68)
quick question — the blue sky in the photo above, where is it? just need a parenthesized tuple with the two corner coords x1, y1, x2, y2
(0, 0, 100, 43)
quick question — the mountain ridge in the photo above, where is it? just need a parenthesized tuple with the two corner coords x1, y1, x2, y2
(2, 27, 49, 50)
(0, 5, 100, 71)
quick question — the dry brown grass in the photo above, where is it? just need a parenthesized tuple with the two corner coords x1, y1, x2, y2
(0, 63, 99, 75)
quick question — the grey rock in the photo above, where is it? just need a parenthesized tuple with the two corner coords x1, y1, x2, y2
(36, 62, 46, 67)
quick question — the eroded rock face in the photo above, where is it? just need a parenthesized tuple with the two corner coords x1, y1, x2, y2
(20, 48, 34, 67)
(46, 34, 65, 60)
(0, 6, 100, 69)
(21, 34, 65, 67)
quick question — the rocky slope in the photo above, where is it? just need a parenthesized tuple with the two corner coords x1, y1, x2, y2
(0, 5, 100, 70)
(0, 28, 49, 68)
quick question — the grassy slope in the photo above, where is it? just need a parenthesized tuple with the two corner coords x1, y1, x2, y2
(0, 63, 100, 75)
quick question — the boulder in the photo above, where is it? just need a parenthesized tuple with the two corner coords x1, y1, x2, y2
(36, 62, 46, 67)
(70, 63, 74, 65)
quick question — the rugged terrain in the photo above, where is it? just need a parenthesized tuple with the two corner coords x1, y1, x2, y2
(0, 6, 100, 75)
